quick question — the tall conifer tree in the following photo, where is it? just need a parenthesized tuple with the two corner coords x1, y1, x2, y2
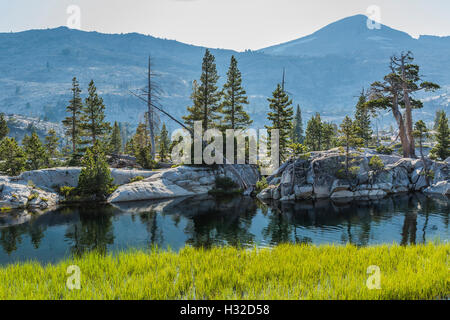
(183, 49, 221, 131)
(354, 90, 372, 147)
(0, 113, 9, 140)
(291, 104, 304, 143)
(62, 77, 83, 154)
(23, 132, 46, 170)
(109, 121, 122, 154)
(265, 84, 293, 163)
(80, 80, 111, 150)
(305, 113, 323, 151)
(220, 55, 252, 130)
(431, 111, 449, 160)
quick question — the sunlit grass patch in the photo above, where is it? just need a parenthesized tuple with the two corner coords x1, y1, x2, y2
(0, 243, 448, 300)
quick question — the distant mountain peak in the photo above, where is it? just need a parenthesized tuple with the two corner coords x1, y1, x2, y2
(258, 14, 413, 57)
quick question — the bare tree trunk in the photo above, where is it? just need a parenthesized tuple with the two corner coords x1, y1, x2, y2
(396, 53, 416, 158)
(72, 110, 76, 153)
(391, 96, 411, 158)
(418, 138, 430, 186)
(148, 56, 156, 160)
(402, 89, 416, 158)
(345, 142, 349, 174)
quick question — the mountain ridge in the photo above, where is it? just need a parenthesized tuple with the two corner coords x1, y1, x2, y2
(0, 15, 448, 132)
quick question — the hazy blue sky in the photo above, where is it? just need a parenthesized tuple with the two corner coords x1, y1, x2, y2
(1, 0, 449, 51)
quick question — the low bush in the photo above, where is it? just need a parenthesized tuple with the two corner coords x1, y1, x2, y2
(129, 176, 145, 183)
(336, 165, 360, 180)
(376, 145, 393, 155)
(369, 155, 384, 171)
(209, 176, 242, 197)
(255, 177, 268, 192)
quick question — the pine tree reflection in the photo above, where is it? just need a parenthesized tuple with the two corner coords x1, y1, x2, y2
(64, 205, 115, 256)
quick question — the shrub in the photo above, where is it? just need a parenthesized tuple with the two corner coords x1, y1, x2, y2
(214, 176, 238, 190)
(255, 177, 268, 193)
(376, 145, 393, 155)
(336, 166, 359, 180)
(209, 176, 241, 197)
(59, 186, 76, 198)
(349, 166, 360, 177)
(136, 145, 158, 169)
(129, 176, 144, 183)
(336, 168, 346, 179)
(76, 143, 115, 201)
(66, 153, 83, 166)
(0, 137, 26, 176)
(369, 155, 384, 171)
(420, 169, 435, 180)
(27, 193, 39, 201)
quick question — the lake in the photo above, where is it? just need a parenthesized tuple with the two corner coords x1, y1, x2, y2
(0, 194, 448, 265)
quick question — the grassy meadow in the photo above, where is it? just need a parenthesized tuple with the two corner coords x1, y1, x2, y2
(0, 243, 448, 300)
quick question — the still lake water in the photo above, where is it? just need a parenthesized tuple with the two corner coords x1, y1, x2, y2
(0, 194, 448, 265)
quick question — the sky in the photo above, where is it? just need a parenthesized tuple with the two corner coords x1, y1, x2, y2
(1, 0, 450, 51)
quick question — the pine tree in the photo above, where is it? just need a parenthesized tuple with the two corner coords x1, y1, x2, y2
(77, 142, 114, 200)
(133, 122, 150, 152)
(220, 55, 252, 130)
(182, 49, 222, 131)
(0, 137, 26, 176)
(62, 77, 83, 154)
(159, 123, 170, 162)
(125, 138, 135, 156)
(265, 84, 294, 163)
(128, 122, 156, 168)
(22, 132, 46, 170)
(322, 122, 337, 150)
(291, 105, 304, 143)
(0, 113, 9, 140)
(80, 80, 111, 150)
(338, 116, 363, 174)
(430, 111, 449, 160)
(304, 113, 323, 151)
(433, 110, 445, 130)
(109, 121, 122, 154)
(44, 129, 60, 167)
(354, 90, 372, 147)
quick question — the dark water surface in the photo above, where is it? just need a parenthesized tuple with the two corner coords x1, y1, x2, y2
(0, 194, 448, 265)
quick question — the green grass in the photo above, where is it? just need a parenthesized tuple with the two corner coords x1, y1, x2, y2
(0, 243, 448, 300)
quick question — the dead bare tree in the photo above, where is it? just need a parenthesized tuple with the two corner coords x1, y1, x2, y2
(129, 90, 251, 192)
(138, 56, 162, 160)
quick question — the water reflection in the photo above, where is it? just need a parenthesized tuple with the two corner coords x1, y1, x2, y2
(64, 205, 116, 256)
(0, 193, 448, 264)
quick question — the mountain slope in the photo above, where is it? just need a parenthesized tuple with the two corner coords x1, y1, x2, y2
(259, 14, 450, 59)
(0, 15, 448, 132)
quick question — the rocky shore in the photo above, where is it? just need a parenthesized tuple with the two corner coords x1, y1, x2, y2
(0, 164, 259, 212)
(0, 149, 448, 218)
(257, 149, 450, 201)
